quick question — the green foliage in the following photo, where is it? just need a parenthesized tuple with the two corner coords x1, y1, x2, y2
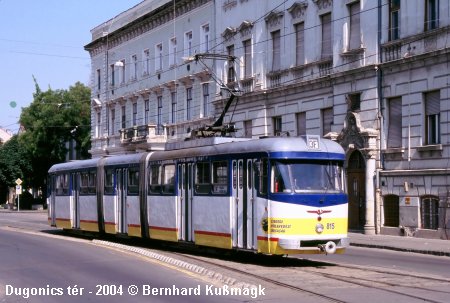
(17, 80, 91, 189)
(0, 135, 32, 187)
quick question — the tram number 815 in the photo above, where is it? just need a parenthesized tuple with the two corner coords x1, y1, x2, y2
(327, 223, 335, 230)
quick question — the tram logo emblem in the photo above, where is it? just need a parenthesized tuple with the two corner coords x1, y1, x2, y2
(307, 209, 332, 215)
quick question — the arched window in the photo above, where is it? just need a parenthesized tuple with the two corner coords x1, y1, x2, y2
(383, 195, 399, 227)
(420, 196, 439, 230)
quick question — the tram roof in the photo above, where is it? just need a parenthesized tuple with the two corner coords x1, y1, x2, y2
(152, 136, 345, 161)
(48, 158, 100, 173)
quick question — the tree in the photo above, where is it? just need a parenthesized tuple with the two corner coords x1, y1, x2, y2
(0, 135, 32, 197)
(18, 79, 91, 190)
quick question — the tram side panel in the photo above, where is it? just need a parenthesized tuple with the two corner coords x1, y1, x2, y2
(78, 171, 99, 232)
(192, 159, 233, 249)
(53, 173, 72, 229)
(147, 162, 178, 242)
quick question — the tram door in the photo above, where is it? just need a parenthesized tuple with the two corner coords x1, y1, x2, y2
(177, 163, 194, 242)
(48, 175, 56, 226)
(232, 159, 255, 249)
(115, 168, 128, 234)
(70, 173, 80, 229)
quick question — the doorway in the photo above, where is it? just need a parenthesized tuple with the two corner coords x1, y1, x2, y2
(347, 150, 365, 230)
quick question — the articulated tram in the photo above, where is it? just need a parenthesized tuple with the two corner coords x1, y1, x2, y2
(48, 136, 348, 255)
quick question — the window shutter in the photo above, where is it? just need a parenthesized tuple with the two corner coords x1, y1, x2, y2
(425, 91, 440, 115)
(349, 2, 361, 49)
(272, 30, 281, 71)
(295, 23, 305, 65)
(321, 13, 332, 59)
(296, 112, 306, 136)
(387, 97, 402, 148)
(322, 108, 333, 135)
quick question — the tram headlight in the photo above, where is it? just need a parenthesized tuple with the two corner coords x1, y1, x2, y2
(315, 223, 324, 234)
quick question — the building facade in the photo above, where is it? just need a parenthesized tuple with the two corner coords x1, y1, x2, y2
(85, 0, 450, 239)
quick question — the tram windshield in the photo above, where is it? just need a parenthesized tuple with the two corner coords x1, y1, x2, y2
(271, 160, 345, 194)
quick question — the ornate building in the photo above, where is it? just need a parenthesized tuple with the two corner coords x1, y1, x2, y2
(85, 0, 450, 239)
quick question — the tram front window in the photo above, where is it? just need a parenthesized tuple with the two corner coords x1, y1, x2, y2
(271, 160, 344, 193)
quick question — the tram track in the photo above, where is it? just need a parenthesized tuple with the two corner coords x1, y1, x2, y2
(300, 269, 450, 303)
(171, 252, 450, 303)
(170, 252, 347, 303)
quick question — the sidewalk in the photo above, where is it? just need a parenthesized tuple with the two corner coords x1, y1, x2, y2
(349, 232, 450, 257)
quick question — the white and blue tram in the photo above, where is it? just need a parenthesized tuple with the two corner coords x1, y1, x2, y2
(48, 136, 348, 255)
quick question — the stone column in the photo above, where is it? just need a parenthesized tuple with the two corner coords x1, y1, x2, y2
(363, 149, 376, 235)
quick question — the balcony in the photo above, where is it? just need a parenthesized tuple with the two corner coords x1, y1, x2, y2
(381, 25, 450, 63)
(120, 124, 166, 144)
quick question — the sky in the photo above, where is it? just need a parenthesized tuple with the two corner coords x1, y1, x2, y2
(0, 0, 143, 134)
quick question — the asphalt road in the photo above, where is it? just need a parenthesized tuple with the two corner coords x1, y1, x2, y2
(0, 228, 253, 303)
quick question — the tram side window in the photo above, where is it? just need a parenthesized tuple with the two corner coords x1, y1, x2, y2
(128, 168, 139, 195)
(104, 169, 115, 195)
(195, 162, 211, 194)
(212, 161, 228, 194)
(162, 164, 175, 194)
(149, 165, 161, 194)
(56, 174, 69, 196)
(255, 159, 268, 196)
(80, 171, 97, 195)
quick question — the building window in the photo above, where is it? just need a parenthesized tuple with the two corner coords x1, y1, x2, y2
(171, 92, 177, 123)
(271, 30, 281, 71)
(157, 96, 163, 135)
(425, 0, 439, 31)
(321, 13, 332, 59)
(296, 112, 306, 136)
(144, 99, 149, 125)
(186, 88, 192, 120)
(184, 31, 193, 57)
(111, 108, 116, 135)
(227, 45, 235, 83)
(131, 55, 138, 80)
(348, 1, 361, 50)
(155, 43, 163, 71)
(322, 107, 333, 136)
(169, 38, 177, 66)
(96, 69, 101, 90)
(295, 22, 305, 66)
(143, 49, 150, 75)
(387, 97, 402, 148)
(273, 116, 282, 136)
(201, 24, 210, 53)
(119, 59, 125, 84)
(132, 103, 137, 126)
(348, 93, 361, 111)
(389, 0, 400, 40)
(110, 64, 115, 86)
(420, 196, 439, 230)
(425, 91, 440, 145)
(121, 105, 126, 129)
(244, 120, 252, 138)
(96, 111, 101, 137)
(202, 83, 209, 118)
(243, 39, 252, 78)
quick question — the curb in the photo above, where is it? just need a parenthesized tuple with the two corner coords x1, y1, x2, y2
(93, 240, 258, 289)
(350, 242, 450, 257)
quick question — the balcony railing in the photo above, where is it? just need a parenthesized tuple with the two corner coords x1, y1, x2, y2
(120, 124, 166, 144)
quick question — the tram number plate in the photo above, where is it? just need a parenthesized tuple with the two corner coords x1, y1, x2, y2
(307, 135, 320, 150)
(327, 223, 335, 230)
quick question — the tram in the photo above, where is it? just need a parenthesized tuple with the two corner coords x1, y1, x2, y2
(47, 135, 348, 255)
